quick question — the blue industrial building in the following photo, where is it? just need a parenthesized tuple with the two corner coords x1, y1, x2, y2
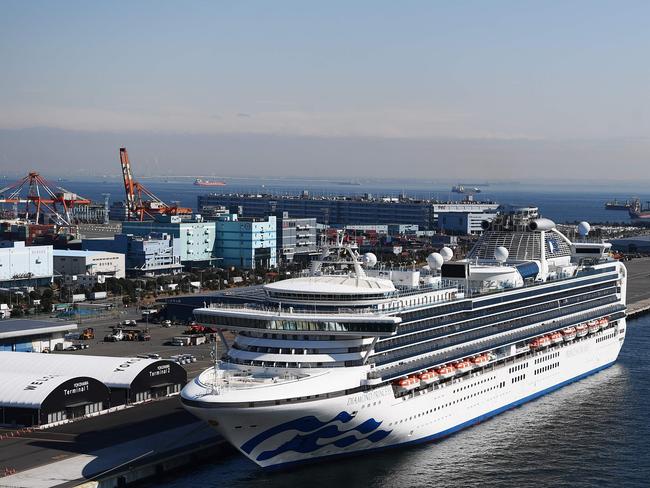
(216, 214, 277, 270)
(121, 215, 217, 266)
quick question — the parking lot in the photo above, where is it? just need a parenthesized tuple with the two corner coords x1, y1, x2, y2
(55, 309, 227, 378)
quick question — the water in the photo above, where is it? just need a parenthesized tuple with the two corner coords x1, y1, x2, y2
(154, 316, 650, 488)
(59, 179, 650, 225)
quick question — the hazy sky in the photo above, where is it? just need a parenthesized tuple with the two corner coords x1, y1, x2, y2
(1, 1, 649, 180)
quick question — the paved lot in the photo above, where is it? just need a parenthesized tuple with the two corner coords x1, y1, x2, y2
(56, 309, 229, 378)
(623, 257, 650, 304)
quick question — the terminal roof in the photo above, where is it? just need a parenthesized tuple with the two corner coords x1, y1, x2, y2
(0, 319, 77, 339)
(0, 352, 174, 388)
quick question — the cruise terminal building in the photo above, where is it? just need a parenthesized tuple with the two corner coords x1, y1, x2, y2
(0, 352, 187, 426)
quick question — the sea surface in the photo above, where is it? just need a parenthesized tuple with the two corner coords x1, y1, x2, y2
(153, 315, 650, 488)
(53, 179, 650, 225)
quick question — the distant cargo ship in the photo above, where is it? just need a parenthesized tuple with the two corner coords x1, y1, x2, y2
(452, 184, 481, 194)
(194, 178, 226, 187)
(605, 199, 632, 210)
(629, 199, 650, 221)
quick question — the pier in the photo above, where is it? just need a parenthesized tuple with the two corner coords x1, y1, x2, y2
(1, 258, 649, 487)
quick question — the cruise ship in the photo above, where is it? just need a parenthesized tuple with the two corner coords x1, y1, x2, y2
(181, 206, 627, 468)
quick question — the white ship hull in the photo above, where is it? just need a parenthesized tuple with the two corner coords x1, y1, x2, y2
(184, 320, 625, 468)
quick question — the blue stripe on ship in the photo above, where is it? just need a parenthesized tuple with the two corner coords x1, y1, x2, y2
(263, 360, 616, 470)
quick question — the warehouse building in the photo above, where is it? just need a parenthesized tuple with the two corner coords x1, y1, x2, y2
(0, 319, 77, 352)
(0, 241, 54, 288)
(53, 249, 126, 279)
(0, 372, 110, 427)
(0, 353, 187, 408)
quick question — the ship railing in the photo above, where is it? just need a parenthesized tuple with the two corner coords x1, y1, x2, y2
(201, 302, 385, 316)
(368, 302, 625, 380)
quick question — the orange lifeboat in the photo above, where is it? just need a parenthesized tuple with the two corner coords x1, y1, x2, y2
(562, 326, 577, 342)
(549, 332, 563, 344)
(576, 323, 588, 337)
(435, 364, 457, 379)
(419, 370, 438, 386)
(588, 320, 600, 334)
(455, 359, 473, 374)
(471, 355, 489, 367)
(598, 317, 609, 327)
(530, 336, 551, 349)
(393, 376, 418, 394)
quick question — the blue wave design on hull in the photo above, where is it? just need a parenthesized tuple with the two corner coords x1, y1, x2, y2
(241, 411, 355, 454)
(241, 411, 392, 462)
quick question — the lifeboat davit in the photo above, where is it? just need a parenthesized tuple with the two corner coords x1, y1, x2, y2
(419, 370, 438, 386)
(549, 332, 563, 344)
(471, 354, 489, 367)
(455, 360, 473, 374)
(588, 320, 601, 334)
(435, 365, 457, 379)
(562, 326, 577, 341)
(530, 335, 551, 349)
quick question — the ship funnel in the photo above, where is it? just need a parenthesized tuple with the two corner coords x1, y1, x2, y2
(528, 218, 556, 232)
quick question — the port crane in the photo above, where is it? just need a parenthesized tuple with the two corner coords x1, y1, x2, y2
(0, 171, 90, 226)
(119, 147, 192, 221)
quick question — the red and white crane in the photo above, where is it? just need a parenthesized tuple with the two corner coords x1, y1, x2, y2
(0, 171, 90, 226)
(119, 147, 192, 221)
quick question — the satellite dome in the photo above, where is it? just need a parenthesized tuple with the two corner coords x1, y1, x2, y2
(426, 252, 444, 270)
(440, 247, 453, 262)
(362, 252, 377, 267)
(495, 246, 509, 263)
(578, 221, 591, 237)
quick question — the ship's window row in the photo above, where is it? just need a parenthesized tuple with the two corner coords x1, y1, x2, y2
(596, 332, 616, 343)
(388, 382, 506, 426)
(534, 362, 559, 375)
(267, 291, 393, 301)
(453, 376, 496, 394)
(196, 314, 394, 334)
(511, 374, 526, 383)
(509, 362, 528, 374)
(534, 351, 560, 364)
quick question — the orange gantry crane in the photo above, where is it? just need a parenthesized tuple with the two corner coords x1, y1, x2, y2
(0, 171, 91, 226)
(119, 147, 192, 221)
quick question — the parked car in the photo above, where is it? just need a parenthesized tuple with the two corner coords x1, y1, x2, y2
(162, 320, 172, 327)
(147, 353, 161, 359)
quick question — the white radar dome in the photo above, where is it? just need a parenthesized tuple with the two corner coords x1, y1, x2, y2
(426, 252, 444, 270)
(440, 247, 454, 262)
(362, 252, 377, 267)
(578, 221, 591, 237)
(495, 246, 509, 263)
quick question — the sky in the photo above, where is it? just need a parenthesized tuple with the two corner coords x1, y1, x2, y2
(1, 1, 649, 181)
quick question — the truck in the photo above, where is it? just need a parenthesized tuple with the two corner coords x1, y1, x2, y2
(89, 291, 107, 300)
(79, 328, 95, 340)
(104, 329, 124, 342)
(72, 294, 86, 303)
